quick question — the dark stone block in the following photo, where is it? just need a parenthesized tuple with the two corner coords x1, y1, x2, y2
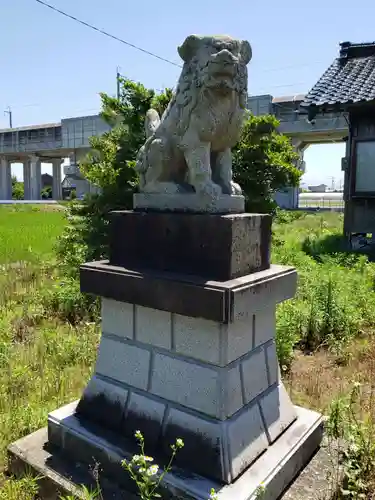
(109, 211, 271, 281)
(163, 412, 226, 483)
(61, 423, 138, 492)
(80, 261, 296, 323)
(80, 261, 228, 322)
(76, 392, 125, 435)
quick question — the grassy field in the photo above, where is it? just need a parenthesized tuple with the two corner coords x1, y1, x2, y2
(1, 206, 375, 498)
(0, 204, 99, 498)
(0, 205, 66, 264)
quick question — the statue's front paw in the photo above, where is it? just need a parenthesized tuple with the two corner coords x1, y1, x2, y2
(230, 181, 242, 195)
(196, 181, 222, 198)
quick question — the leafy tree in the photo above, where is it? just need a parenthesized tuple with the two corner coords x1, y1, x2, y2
(56, 78, 171, 278)
(233, 114, 301, 213)
(12, 176, 24, 200)
(41, 186, 52, 199)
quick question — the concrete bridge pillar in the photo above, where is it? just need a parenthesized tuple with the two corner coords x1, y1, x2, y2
(23, 160, 31, 200)
(28, 155, 41, 200)
(274, 140, 309, 209)
(0, 157, 12, 200)
(52, 158, 62, 200)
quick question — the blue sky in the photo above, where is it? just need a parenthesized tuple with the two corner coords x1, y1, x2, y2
(2, 0, 375, 185)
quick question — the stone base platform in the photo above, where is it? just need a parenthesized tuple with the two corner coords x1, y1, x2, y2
(133, 193, 245, 214)
(7, 402, 324, 500)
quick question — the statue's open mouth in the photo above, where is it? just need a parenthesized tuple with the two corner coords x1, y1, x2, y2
(216, 70, 232, 76)
(211, 61, 236, 78)
(213, 68, 235, 79)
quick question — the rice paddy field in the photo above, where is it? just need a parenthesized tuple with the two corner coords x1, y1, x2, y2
(0, 205, 66, 264)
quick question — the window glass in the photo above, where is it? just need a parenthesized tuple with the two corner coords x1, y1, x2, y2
(356, 141, 375, 192)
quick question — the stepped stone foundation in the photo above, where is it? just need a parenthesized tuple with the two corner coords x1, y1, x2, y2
(8, 208, 323, 500)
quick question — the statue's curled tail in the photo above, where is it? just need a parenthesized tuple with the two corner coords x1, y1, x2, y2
(135, 109, 161, 188)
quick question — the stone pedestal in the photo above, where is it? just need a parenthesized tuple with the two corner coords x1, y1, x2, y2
(8, 208, 323, 499)
(45, 210, 322, 498)
(64, 262, 297, 485)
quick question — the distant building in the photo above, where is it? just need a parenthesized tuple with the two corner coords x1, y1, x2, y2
(41, 173, 53, 189)
(61, 175, 100, 199)
(308, 184, 327, 193)
(300, 41, 375, 243)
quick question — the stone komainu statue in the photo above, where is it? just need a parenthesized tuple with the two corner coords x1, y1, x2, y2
(135, 34, 252, 197)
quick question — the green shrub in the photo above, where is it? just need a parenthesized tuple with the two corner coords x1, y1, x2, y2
(327, 382, 375, 498)
(40, 277, 99, 325)
(12, 179, 24, 200)
(276, 299, 306, 369)
(232, 114, 301, 213)
(273, 208, 307, 225)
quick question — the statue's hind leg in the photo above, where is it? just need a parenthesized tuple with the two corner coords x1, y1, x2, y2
(143, 139, 187, 194)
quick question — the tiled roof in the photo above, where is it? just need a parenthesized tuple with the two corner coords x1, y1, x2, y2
(301, 42, 375, 114)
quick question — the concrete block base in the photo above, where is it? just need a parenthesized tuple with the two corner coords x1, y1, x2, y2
(8, 404, 325, 500)
(76, 267, 300, 484)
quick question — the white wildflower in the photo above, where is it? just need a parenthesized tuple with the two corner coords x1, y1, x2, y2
(176, 438, 184, 449)
(135, 430, 143, 440)
(146, 465, 159, 476)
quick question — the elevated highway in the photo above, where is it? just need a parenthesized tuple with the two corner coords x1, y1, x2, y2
(248, 94, 348, 208)
(0, 94, 347, 201)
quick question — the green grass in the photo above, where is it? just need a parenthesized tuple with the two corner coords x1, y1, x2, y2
(273, 211, 375, 368)
(0, 205, 66, 264)
(0, 204, 97, 497)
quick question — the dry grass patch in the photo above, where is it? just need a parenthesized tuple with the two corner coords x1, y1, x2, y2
(286, 337, 374, 412)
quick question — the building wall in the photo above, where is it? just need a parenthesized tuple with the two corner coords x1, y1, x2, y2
(247, 95, 273, 116)
(273, 188, 298, 209)
(0, 125, 62, 155)
(61, 115, 111, 150)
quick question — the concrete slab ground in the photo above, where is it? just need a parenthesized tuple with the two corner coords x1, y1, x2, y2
(7, 406, 341, 500)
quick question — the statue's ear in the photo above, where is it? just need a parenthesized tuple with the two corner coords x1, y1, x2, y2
(240, 40, 252, 65)
(178, 35, 201, 63)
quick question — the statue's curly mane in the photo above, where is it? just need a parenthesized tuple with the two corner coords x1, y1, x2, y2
(158, 59, 199, 137)
(158, 50, 248, 138)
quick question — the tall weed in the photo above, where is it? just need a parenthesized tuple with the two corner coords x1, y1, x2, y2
(274, 214, 375, 368)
